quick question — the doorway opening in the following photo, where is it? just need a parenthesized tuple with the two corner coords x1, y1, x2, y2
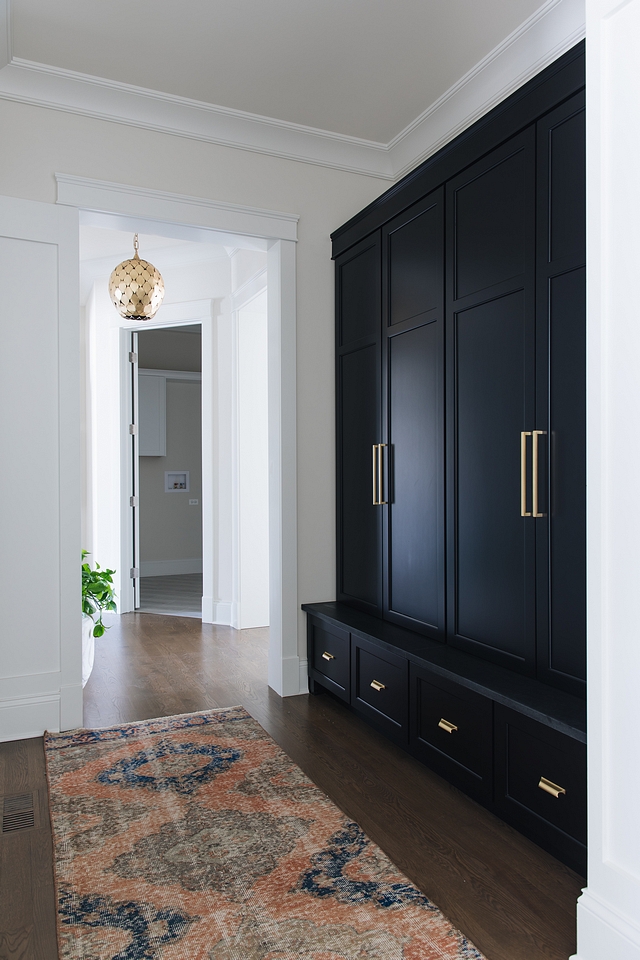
(136, 323, 203, 618)
(80, 220, 271, 642)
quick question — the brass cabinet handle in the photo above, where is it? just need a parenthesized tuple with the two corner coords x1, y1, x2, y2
(321, 651, 335, 661)
(532, 430, 547, 518)
(372, 444, 378, 505)
(438, 718, 458, 734)
(372, 444, 388, 506)
(538, 776, 566, 799)
(521, 431, 532, 517)
(370, 679, 386, 692)
(378, 444, 388, 505)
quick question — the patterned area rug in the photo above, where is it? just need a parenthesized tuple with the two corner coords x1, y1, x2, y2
(45, 707, 487, 960)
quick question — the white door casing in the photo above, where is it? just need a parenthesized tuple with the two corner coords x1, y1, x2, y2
(0, 195, 82, 740)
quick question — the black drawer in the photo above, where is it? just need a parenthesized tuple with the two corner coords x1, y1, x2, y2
(410, 665, 493, 802)
(494, 705, 586, 873)
(351, 636, 408, 743)
(308, 618, 350, 701)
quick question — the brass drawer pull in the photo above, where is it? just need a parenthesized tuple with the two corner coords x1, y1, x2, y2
(370, 679, 386, 692)
(321, 651, 335, 661)
(438, 718, 458, 734)
(538, 776, 566, 799)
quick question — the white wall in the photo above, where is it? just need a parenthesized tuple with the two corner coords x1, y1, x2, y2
(0, 98, 388, 659)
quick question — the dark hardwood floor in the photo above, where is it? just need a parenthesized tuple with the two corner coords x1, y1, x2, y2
(0, 613, 584, 960)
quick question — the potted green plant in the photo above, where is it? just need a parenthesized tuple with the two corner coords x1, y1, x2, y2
(81, 551, 116, 686)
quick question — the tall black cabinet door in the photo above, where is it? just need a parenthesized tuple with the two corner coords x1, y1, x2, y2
(535, 93, 586, 695)
(382, 190, 445, 637)
(336, 234, 382, 614)
(446, 129, 537, 673)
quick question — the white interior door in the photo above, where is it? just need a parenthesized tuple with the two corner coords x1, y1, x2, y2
(0, 195, 81, 741)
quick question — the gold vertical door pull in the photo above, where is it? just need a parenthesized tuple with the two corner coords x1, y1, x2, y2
(378, 444, 388, 505)
(532, 430, 547, 518)
(372, 445, 378, 505)
(521, 432, 532, 517)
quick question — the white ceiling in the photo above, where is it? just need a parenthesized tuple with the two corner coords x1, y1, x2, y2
(12, 0, 543, 143)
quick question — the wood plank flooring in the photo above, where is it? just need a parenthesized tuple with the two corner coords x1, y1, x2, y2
(0, 613, 584, 960)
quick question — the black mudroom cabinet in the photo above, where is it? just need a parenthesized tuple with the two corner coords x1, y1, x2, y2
(304, 43, 587, 874)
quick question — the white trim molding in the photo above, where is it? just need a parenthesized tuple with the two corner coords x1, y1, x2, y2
(0, 0, 10, 71)
(1, 0, 584, 181)
(57, 174, 299, 243)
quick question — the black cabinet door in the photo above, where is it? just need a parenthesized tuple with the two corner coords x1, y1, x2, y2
(535, 93, 586, 696)
(336, 234, 382, 614)
(382, 190, 445, 637)
(446, 129, 537, 674)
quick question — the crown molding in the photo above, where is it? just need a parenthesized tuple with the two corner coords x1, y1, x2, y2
(1, 56, 394, 180)
(389, 0, 585, 179)
(0, 0, 584, 183)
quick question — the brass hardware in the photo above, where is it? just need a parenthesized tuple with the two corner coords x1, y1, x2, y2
(321, 651, 335, 661)
(372, 445, 378, 505)
(372, 444, 388, 506)
(438, 718, 458, 734)
(521, 431, 532, 517)
(378, 444, 388, 505)
(538, 776, 566, 799)
(532, 430, 547, 518)
(370, 679, 386, 692)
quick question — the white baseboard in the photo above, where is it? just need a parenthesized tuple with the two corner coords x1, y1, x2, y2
(140, 558, 203, 577)
(573, 889, 640, 960)
(0, 694, 61, 742)
(298, 658, 309, 694)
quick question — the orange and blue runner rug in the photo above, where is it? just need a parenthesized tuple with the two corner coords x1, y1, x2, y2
(45, 706, 487, 959)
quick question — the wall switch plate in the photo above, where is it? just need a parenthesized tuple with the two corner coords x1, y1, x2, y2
(189, 499, 199, 505)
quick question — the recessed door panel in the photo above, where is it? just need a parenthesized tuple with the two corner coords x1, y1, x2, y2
(388, 202, 441, 325)
(453, 291, 535, 668)
(454, 146, 528, 299)
(387, 322, 443, 631)
(339, 242, 379, 346)
(339, 345, 381, 609)
(548, 109, 586, 264)
(546, 267, 586, 681)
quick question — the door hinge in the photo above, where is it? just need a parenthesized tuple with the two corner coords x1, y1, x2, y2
(129, 423, 137, 435)
(130, 567, 139, 579)
(129, 351, 138, 363)
(129, 496, 139, 507)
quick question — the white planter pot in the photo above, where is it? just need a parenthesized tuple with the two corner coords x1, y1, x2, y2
(82, 614, 95, 688)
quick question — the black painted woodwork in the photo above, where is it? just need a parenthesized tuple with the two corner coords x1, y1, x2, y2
(494, 704, 586, 873)
(336, 235, 382, 614)
(323, 45, 587, 868)
(309, 619, 350, 701)
(446, 129, 537, 673)
(351, 634, 409, 744)
(304, 601, 586, 873)
(382, 190, 445, 637)
(410, 663, 493, 803)
(535, 92, 586, 696)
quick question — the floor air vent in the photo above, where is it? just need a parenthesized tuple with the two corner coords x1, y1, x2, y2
(2, 793, 35, 832)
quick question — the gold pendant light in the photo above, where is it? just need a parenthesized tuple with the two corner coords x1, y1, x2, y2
(109, 234, 165, 321)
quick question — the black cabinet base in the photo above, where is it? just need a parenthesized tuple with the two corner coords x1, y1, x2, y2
(304, 601, 586, 875)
